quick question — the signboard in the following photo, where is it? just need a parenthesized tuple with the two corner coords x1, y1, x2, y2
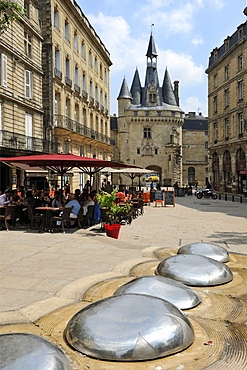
(155, 190, 164, 206)
(164, 190, 175, 207)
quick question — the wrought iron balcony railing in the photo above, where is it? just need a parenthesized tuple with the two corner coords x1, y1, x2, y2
(54, 68, 62, 79)
(74, 84, 80, 93)
(65, 76, 72, 86)
(0, 130, 51, 153)
(53, 115, 115, 146)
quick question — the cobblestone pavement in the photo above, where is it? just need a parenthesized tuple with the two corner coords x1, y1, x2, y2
(0, 195, 246, 318)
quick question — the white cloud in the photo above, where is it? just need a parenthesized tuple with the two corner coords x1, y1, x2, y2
(191, 36, 204, 47)
(158, 49, 205, 86)
(182, 96, 206, 115)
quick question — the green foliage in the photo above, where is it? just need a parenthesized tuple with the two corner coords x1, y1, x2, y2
(0, 1, 26, 33)
(97, 188, 131, 224)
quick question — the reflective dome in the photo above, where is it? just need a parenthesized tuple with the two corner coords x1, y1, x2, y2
(178, 242, 229, 262)
(156, 254, 233, 286)
(0, 333, 70, 370)
(113, 275, 201, 309)
(65, 294, 194, 361)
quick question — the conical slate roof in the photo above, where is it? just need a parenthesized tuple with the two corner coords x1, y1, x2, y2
(130, 69, 142, 105)
(117, 77, 132, 100)
(162, 68, 178, 106)
(146, 34, 158, 57)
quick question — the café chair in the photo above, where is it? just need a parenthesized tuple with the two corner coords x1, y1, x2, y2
(83, 205, 95, 227)
(49, 206, 73, 233)
(0, 205, 17, 231)
(27, 204, 44, 229)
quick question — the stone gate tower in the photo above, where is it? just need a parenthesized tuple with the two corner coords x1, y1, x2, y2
(117, 34, 184, 186)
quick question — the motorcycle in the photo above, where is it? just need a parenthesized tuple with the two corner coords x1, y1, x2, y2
(196, 188, 217, 199)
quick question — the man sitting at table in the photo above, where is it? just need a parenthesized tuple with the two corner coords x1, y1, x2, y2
(57, 193, 80, 227)
(0, 189, 11, 206)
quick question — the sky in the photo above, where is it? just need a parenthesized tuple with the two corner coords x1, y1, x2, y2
(77, 0, 247, 117)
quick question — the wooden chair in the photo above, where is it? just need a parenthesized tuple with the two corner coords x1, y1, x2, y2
(84, 205, 95, 226)
(27, 204, 44, 229)
(70, 207, 84, 229)
(1, 205, 17, 231)
(50, 206, 73, 233)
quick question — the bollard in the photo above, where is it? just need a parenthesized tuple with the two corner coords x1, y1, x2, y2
(225, 194, 227, 201)
(240, 196, 242, 203)
(219, 194, 221, 200)
(232, 196, 234, 202)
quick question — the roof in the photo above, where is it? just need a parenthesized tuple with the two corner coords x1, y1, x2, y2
(110, 116, 118, 130)
(183, 119, 208, 131)
(146, 34, 158, 57)
(117, 77, 132, 100)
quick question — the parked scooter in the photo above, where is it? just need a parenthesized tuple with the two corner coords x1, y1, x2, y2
(196, 188, 217, 199)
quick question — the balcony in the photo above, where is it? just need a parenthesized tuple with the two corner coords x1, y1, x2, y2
(82, 90, 88, 99)
(89, 96, 94, 104)
(74, 83, 80, 93)
(54, 68, 62, 79)
(65, 76, 72, 87)
(53, 115, 115, 146)
(0, 130, 51, 152)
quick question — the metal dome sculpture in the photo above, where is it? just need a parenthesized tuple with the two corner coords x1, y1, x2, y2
(0, 333, 70, 370)
(113, 275, 201, 309)
(156, 254, 233, 286)
(178, 242, 229, 262)
(65, 294, 194, 361)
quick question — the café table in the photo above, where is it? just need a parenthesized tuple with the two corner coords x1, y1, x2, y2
(35, 206, 63, 232)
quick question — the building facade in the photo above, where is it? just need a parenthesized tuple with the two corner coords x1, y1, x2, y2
(0, 0, 44, 191)
(182, 112, 209, 187)
(206, 12, 247, 194)
(116, 34, 184, 188)
(39, 0, 113, 189)
(0, 0, 114, 192)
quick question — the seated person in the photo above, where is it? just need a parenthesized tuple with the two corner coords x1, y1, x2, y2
(81, 194, 95, 215)
(51, 191, 62, 208)
(0, 189, 11, 206)
(74, 188, 81, 201)
(24, 190, 36, 210)
(65, 193, 81, 218)
(10, 189, 20, 203)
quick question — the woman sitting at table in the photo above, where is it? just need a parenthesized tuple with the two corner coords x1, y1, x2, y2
(51, 191, 62, 208)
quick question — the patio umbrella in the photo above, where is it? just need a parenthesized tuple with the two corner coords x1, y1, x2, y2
(102, 167, 154, 192)
(0, 153, 135, 191)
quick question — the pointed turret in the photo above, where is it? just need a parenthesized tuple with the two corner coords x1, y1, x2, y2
(130, 68, 142, 105)
(117, 77, 132, 100)
(162, 68, 178, 106)
(146, 33, 158, 58)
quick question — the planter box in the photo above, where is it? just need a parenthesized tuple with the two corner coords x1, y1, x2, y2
(105, 224, 121, 239)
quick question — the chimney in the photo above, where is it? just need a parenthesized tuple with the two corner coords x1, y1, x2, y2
(188, 112, 196, 118)
(173, 80, 179, 106)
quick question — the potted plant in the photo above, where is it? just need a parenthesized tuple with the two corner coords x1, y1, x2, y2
(97, 188, 131, 239)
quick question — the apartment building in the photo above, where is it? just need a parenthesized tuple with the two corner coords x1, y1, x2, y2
(0, 0, 44, 190)
(182, 112, 208, 187)
(205, 11, 247, 194)
(39, 0, 113, 189)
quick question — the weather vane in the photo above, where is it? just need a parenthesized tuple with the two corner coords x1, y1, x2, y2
(150, 24, 154, 34)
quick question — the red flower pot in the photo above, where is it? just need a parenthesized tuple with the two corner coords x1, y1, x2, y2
(104, 224, 121, 239)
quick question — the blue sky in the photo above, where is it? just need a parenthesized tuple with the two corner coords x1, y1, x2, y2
(77, 0, 246, 116)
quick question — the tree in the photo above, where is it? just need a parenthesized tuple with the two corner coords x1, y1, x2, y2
(0, 1, 25, 33)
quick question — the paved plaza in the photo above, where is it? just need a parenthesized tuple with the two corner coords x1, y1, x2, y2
(0, 194, 246, 322)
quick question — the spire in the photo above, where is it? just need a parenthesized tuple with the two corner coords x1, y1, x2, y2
(146, 33, 158, 58)
(117, 77, 132, 100)
(130, 68, 142, 105)
(162, 68, 178, 106)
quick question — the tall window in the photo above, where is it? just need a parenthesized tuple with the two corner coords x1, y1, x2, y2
(104, 68, 107, 83)
(225, 118, 230, 139)
(25, 113, 32, 150)
(65, 58, 70, 78)
(74, 33, 78, 51)
(94, 58, 98, 73)
(65, 21, 69, 41)
(81, 42, 85, 59)
(213, 122, 218, 143)
(1, 53, 7, 87)
(89, 51, 92, 67)
(90, 81, 93, 98)
(225, 65, 229, 80)
(55, 49, 60, 70)
(25, 70, 32, 98)
(213, 96, 218, 113)
(54, 8, 59, 29)
(74, 66, 79, 85)
(95, 85, 98, 103)
(0, 102, 2, 144)
(54, 93, 60, 115)
(238, 55, 244, 71)
(213, 74, 218, 88)
(238, 112, 244, 135)
(82, 73, 87, 92)
(143, 127, 151, 139)
(224, 88, 229, 107)
(24, 32, 32, 57)
(238, 81, 244, 101)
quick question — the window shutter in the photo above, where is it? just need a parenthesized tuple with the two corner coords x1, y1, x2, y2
(25, 70, 32, 98)
(1, 54, 7, 87)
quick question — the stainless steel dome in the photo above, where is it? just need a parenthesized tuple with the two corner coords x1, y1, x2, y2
(156, 254, 233, 286)
(0, 333, 70, 370)
(113, 275, 201, 309)
(178, 242, 229, 262)
(65, 294, 194, 361)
